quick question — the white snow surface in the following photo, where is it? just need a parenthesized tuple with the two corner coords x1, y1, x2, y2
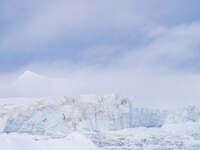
(0, 132, 98, 150)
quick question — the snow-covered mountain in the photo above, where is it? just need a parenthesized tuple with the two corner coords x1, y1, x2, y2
(17, 71, 45, 80)
(12, 71, 53, 97)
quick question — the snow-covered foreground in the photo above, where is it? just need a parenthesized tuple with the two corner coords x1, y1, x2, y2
(1, 125, 200, 150)
(88, 124, 200, 150)
(1, 95, 200, 149)
(0, 133, 98, 150)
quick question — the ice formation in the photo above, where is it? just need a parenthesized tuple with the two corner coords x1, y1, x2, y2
(1, 95, 200, 134)
(1, 95, 200, 149)
(2, 95, 131, 136)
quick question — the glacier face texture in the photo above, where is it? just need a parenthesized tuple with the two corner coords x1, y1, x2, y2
(2, 95, 131, 136)
(2, 95, 200, 149)
(1, 95, 200, 136)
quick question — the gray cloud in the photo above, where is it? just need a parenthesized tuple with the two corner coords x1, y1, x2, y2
(1, 0, 200, 108)
(0, 68, 200, 109)
(2, 0, 200, 52)
(118, 22, 200, 70)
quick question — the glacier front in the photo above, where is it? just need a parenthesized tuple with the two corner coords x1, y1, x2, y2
(1, 95, 200, 150)
(2, 95, 131, 136)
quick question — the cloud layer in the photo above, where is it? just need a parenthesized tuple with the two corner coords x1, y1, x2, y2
(0, 0, 200, 108)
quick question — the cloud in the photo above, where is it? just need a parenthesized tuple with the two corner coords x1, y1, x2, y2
(1, 0, 200, 109)
(0, 0, 147, 51)
(0, 20, 197, 109)
(3, 0, 199, 52)
(119, 22, 200, 70)
(1, 68, 200, 109)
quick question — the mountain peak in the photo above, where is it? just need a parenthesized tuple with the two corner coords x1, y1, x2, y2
(18, 70, 44, 80)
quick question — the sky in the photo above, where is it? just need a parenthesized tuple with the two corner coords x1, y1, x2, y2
(1, 0, 200, 108)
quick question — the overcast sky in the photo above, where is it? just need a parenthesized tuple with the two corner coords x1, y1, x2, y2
(1, 0, 200, 108)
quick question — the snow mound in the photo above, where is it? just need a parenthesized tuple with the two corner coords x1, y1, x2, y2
(0, 133, 98, 150)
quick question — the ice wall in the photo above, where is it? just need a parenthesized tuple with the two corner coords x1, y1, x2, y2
(1, 95, 200, 136)
(131, 108, 166, 128)
(3, 95, 131, 136)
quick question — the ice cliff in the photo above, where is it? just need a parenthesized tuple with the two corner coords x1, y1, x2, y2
(2, 95, 131, 136)
(1, 95, 200, 137)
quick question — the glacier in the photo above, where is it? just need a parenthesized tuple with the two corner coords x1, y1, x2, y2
(1, 95, 200, 149)
(2, 95, 131, 135)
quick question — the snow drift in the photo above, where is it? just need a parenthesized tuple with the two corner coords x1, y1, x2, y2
(0, 132, 98, 150)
